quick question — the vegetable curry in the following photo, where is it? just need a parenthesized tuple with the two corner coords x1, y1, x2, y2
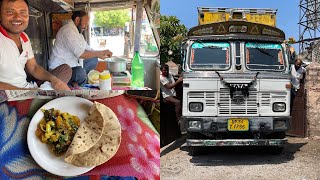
(35, 108, 80, 155)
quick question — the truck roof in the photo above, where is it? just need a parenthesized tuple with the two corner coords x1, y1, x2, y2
(198, 7, 277, 27)
(188, 21, 285, 42)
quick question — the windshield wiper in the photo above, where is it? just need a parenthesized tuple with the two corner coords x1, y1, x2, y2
(252, 42, 274, 58)
(193, 40, 221, 49)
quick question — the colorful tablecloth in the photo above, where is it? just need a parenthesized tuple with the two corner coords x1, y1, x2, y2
(0, 95, 160, 180)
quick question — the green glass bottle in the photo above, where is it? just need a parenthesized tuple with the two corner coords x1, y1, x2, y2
(131, 51, 144, 87)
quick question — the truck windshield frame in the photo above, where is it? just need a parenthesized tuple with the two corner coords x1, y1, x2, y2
(244, 42, 286, 72)
(189, 41, 231, 71)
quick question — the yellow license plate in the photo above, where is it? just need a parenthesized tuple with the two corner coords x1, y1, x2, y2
(228, 119, 249, 131)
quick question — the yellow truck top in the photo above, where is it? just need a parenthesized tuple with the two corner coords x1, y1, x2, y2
(198, 7, 277, 27)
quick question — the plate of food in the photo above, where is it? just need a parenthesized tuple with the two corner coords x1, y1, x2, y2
(27, 96, 121, 177)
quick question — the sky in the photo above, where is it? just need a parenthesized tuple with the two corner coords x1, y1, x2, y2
(161, 0, 300, 49)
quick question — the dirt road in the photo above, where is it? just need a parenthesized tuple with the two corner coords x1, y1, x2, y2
(160, 136, 320, 180)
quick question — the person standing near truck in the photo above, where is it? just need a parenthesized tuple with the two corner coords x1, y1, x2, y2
(290, 59, 306, 111)
(160, 64, 183, 123)
(0, 0, 71, 90)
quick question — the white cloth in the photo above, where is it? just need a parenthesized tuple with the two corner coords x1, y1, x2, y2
(0, 27, 35, 88)
(49, 20, 91, 69)
(39, 81, 54, 90)
(291, 64, 306, 90)
(160, 73, 176, 99)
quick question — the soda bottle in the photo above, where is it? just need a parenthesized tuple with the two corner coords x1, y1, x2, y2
(131, 51, 144, 87)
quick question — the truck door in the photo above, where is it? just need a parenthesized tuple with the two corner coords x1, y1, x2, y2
(287, 84, 306, 137)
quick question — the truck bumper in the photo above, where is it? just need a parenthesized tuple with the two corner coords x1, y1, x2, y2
(187, 138, 287, 147)
(183, 116, 291, 133)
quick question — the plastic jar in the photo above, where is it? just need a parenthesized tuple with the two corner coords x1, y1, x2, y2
(99, 70, 112, 90)
(88, 70, 100, 84)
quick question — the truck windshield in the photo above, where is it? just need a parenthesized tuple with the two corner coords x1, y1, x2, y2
(190, 42, 230, 70)
(245, 42, 285, 71)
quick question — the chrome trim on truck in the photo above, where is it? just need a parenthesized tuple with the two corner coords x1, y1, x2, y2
(187, 139, 287, 146)
(184, 116, 291, 132)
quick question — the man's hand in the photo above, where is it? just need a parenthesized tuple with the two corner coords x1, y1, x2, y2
(176, 76, 183, 83)
(51, 77, 70, 90)
(98, 50, 113, 59)
(103, 50, 113, 57)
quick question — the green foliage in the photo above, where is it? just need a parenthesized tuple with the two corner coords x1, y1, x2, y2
(284, 37, 296, 45)
(93, 10, 130, 28)
(288, 37, 296, 44)
(160, 15, 187, 64)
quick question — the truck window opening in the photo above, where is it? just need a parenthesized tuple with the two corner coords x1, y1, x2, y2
(190, 42, 230, 70)
(245, 42, 285, 71)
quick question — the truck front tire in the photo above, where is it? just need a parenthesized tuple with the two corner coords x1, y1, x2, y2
(187, 132, 202, 156)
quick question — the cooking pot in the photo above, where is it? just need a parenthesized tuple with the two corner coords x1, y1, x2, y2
(105, 57, 127, 73)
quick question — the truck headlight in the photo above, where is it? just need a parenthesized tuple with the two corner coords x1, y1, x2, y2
(189, 102, 203, 112)
(273, 102, 286, 112)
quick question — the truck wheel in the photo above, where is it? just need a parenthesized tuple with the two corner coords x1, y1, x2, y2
(189, 146, 201, 156)
(266, 146, 284, 154)
(187, 132, 202, 156)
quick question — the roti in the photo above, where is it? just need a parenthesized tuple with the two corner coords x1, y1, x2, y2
(65, 102, 121, 166)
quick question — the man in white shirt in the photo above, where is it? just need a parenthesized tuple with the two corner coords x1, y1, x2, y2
(49, 11, 112, 87)
(290, 59, 306, 110)
(0, 0, 71, 90)
(160, 64, 183, 122)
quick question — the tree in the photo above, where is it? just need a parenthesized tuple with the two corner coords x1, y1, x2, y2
(160, 15, 187, 64)
(93, 10, 130, 28)
(284, 37, 296, 45)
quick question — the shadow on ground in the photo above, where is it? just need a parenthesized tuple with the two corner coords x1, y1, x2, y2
(161, 135, 186, 157)
(178, 141, 307, 166)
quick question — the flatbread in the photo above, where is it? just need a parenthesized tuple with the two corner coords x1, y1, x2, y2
(65, 102, 121, 167)
(65, 104, 105, 155)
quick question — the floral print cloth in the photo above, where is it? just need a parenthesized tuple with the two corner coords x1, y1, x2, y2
(0, 95, 160, 180)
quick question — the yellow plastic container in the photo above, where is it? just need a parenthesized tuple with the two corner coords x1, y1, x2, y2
(99, 70, 112, 90)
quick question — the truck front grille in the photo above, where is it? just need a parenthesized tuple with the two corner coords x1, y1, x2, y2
(260, 92, 286, 107)
(261, 92, 271, 107)
(218, 88, 258, 115)
(188, 91, 216, 107)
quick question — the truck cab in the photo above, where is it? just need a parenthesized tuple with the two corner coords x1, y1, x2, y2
(182, 7, 291, 155)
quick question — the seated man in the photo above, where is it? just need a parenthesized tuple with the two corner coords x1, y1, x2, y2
(49, 10, 113, 87)
(160, 64, 183, 122)
(0, 0, 70, 90)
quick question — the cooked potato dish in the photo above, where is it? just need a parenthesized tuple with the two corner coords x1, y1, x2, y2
(35, 108, 80, 155)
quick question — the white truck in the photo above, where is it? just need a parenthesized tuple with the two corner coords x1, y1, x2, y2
(182, 7, 291, 155)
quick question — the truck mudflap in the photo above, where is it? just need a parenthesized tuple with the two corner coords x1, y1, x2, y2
(187, 138, 287, 147)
